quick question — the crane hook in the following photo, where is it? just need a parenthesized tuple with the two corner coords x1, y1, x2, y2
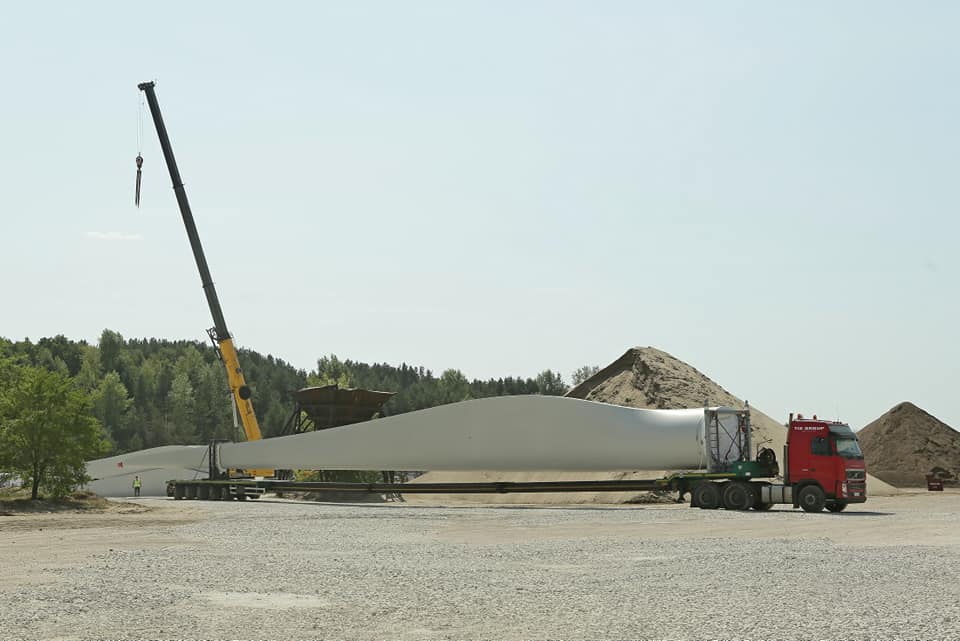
(135, 154, 143, 207)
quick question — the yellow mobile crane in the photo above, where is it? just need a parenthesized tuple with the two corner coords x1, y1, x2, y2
(138, 81, 269, 475)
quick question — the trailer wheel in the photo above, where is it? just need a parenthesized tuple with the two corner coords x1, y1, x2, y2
(798, 485, 826, 512)
(722, 482, 753, 511)
(693, 482, 721, 509)
(826, 502, 848, 513)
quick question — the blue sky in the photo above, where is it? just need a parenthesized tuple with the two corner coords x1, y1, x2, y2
(1, 2, 957, 430)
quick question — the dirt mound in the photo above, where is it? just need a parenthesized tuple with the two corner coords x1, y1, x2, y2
(567, 347, 787, 455)
(858, 402, 960, 487)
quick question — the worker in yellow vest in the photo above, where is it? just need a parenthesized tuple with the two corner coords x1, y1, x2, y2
(133, 476, 142, 497)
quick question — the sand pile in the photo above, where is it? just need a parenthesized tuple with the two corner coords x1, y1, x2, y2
(410, 346, 896, 503)
(858, 402, 960, 487)
(566, 347, 787, 455)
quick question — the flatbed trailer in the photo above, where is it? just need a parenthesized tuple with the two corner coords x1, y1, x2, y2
(167, 471, 752, 502)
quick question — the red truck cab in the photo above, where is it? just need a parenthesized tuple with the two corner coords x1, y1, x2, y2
(785, 414, 867, 512)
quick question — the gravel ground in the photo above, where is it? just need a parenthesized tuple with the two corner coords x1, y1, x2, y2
(2, 493, 959, 640)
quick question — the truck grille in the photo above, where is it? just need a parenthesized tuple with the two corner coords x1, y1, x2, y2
(846, 470, 866, 480)
(846, 481, 866, 499)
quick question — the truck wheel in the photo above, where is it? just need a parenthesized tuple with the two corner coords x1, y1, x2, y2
(693, 482, 721, 509)
(798, 485, 826, 512)
(722, 482, 753, 511)
(826, 502, 848, 512)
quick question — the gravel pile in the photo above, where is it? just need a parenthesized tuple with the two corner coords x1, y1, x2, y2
(859, 401, 960, 486)
(2, 497, 959, 640)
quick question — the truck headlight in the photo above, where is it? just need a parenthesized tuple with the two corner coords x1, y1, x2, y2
(841, 482, 848, 496)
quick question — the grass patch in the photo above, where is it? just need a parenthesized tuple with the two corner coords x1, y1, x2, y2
(0, 488, 115, 514)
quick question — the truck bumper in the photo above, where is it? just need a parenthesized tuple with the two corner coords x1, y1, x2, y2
(840, 481, 867, 502)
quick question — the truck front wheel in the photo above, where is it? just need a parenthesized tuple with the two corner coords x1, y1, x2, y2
(693, 482, 721, 509)
(798, 485, 826, 512)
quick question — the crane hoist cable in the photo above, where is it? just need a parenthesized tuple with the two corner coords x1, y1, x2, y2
(135, 93, 144, 207)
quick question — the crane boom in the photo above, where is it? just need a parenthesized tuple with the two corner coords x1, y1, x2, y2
(137, 81, 263, 443)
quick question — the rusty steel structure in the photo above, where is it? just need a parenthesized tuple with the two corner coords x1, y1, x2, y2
(281, 385, 395, 435)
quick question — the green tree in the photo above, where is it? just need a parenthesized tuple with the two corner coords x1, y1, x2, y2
(192, 362, 232, 442)
(33, 346, 69, 376)
(438, 369, 471, 404)
(92, 371, 134, 450)
(166, 372, 198, 444)
(571, 365, 600, 386)
(0, 349, 15, 379)
(74, 344, 103, 392)
(0, 366, 108, 499)
(310, 355, 352, 387)
(98, 329, 124, 374)
(535, 369, 569, 396)
(36, 335, 86, 376)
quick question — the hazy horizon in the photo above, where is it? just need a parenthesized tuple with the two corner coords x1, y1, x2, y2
(2, 2, 957, 431)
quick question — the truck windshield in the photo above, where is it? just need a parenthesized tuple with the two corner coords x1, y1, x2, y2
(833, 437, 863, 459)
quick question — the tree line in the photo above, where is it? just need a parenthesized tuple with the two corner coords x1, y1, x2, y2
(2, 331, 589, 459)
(309, 355, 570, 416)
